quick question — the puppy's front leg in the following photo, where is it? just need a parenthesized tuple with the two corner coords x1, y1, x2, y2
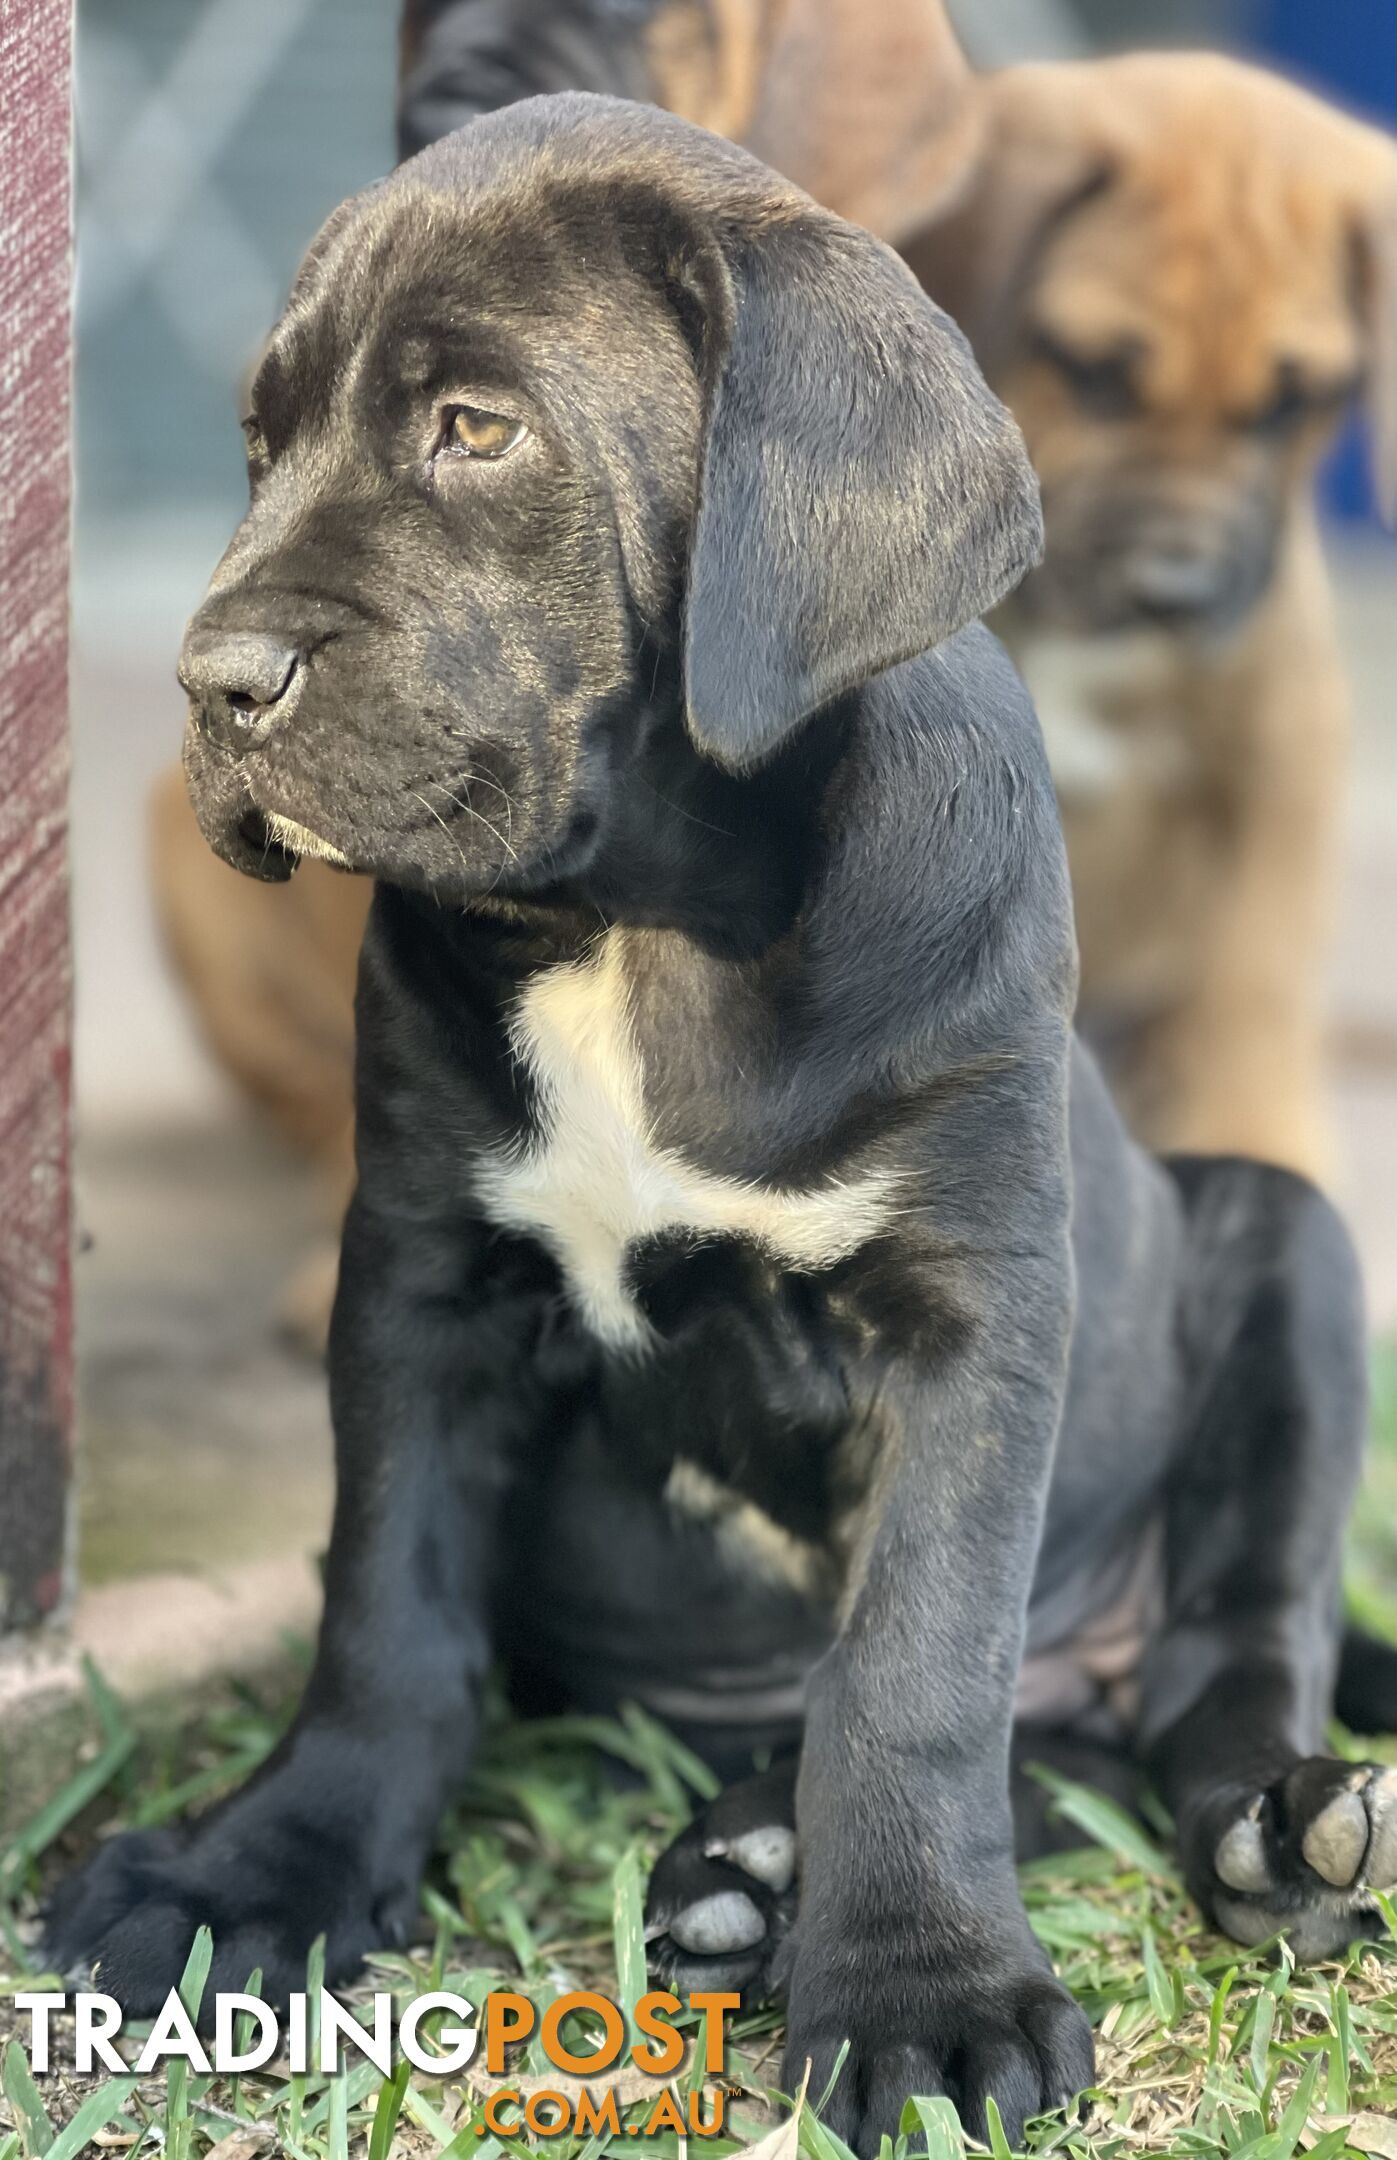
(784, 1242, 1093, 2152)
(46, 1194, 546, 2008)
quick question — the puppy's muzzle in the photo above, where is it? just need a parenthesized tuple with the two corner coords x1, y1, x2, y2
(178, 628, 304, 756)
(1118, 544, 1235, 627)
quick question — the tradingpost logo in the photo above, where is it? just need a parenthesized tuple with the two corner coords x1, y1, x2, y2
(13, 1985, 739, 2137)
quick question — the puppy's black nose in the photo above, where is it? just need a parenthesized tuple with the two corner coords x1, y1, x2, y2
(1120, 548, 1228, 626)
(178, 629, 302, 754)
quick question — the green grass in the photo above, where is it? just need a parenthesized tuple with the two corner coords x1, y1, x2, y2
(2, 1352, 1396, 2159)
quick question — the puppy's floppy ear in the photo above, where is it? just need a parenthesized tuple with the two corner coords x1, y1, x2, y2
(681, 214, 1042, 771)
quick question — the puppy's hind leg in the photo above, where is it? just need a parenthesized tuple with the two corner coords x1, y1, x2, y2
(1139, 1159, 1394, 1959)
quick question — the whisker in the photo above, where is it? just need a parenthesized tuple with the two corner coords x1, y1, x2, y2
(428, 767, 520, 866)
(411, 789, 476, 887)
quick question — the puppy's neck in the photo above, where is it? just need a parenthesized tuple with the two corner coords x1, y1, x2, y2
(526, 689, 852, 957)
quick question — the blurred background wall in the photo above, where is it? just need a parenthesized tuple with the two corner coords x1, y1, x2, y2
(73, 0, 395, 1121)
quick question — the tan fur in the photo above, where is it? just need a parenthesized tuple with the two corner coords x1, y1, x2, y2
(665, 1457, 832, 1595)
(910, 53, 1397, 1180)
(640, 0, 981, 239)
(149, 768, 366, 1337)
(1047, 513, 1348, 1174)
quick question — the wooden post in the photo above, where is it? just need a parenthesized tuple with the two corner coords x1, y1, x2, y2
(0, 0, 74, 1633)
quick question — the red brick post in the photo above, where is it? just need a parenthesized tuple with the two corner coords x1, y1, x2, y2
(0, 0, 74, 1632)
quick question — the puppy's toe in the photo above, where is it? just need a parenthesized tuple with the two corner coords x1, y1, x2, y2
(1301, 1788, 1369, 1888)
(1214, 1806, 1270, 1894)
(1359, 1767, 1397, 1888)
(704, 1823, 797, 1893)
(1202, 1757, 1397, 1962)
(668, 1887, 768, 1955)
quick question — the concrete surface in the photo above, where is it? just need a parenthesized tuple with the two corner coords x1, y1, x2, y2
(74, 1122, 333, 1588)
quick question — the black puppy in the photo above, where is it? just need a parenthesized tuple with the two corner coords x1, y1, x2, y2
(50, 96, 1395, 2151)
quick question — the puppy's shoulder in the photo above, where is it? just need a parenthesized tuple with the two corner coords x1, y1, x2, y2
(816, 628, 1074, 1037)
(884, 619, 1057, 806)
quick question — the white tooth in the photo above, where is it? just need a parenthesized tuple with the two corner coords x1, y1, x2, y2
(263, 811, 350, 865)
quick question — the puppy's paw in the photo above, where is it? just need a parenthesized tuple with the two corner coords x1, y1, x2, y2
(784, 1951, 1092, 2157)
(645, 1764, 797, 2000)
(1200, 1758, 1397, 1960)
(44, 1804, 416, 2011)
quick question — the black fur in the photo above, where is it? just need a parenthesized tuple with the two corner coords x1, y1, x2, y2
(48, 100, 1387, 2154)
(398, 0, 678, 157)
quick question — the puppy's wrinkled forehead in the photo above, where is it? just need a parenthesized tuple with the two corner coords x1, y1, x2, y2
(259, 93, 793, 431)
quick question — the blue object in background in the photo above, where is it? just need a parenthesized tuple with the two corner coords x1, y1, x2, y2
(1247, 0, 1396, 530)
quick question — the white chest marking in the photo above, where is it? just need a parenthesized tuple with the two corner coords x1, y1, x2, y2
(474, 937, 900, 1348)
(1018, 632, 1185, 802)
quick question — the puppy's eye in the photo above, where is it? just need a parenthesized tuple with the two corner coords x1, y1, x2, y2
(1249, 380, 1309, 437)
(1031, 330, 1140, 420)
(447, 404, 528, 459)
(1247, 365, 1359, 438)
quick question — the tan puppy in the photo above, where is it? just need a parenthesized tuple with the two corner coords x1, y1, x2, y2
(906, 54, 1396, 1179)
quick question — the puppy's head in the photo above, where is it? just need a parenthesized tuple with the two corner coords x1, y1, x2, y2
(178, 94, 1039, 892)
(908, 55, 1397, 641)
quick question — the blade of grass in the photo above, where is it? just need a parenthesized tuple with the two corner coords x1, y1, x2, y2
(43, 2078, 142, 2160)
(326, 2067, 349, 2160)
(0, 1667, 136, 1891)
(899, 2096, 966, 2160)
(1328, 1980, 1354, 2112)
(800, 2100, 859, 2160)
(167, 1924, 215, 2160)
(228, 1964, 264, 2119)
(125, 1742, 276, 1831)
(301, 2056, 384, 2132)
(2, 2041, 53, 2157)
(1304, 2130, 1355, 2160)
(613, 1844, 647, 2038)
(288, 1933, 326, 2144)
(814, 2041, 851, 2117)
(1267, 2053, 1321, 2159)
(367, 2059, 411, 2160)
(1142, 1928, 1177, 2027)
(983, 2097, 1014, 2160)
(402, 2080, 467, 2145)
(1248, 1987, 1277, 2096)
(1026, 1768, 1166, 1874)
